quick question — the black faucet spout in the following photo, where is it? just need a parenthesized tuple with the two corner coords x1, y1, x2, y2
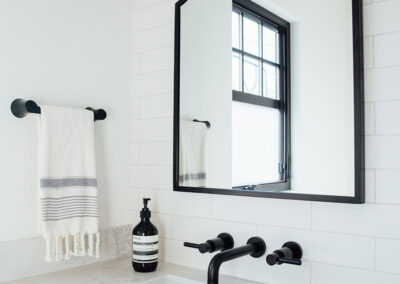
(208, 244, 252, 284)
(207, 237, 266, 284)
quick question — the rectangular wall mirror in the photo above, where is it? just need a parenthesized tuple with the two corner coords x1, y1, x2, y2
(173, 0, 364, 203)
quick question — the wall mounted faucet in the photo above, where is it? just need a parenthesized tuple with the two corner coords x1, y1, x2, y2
(266, 242, 303, 266)
(184, 233, 234, 254)
(208, 237, 266, 284)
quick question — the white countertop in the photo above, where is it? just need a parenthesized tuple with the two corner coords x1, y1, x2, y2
(5, 257, 262, 284)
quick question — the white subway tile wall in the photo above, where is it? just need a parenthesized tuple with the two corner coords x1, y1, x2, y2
(130, 0, 400, 283)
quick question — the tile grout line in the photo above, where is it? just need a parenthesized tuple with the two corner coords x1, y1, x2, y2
(132, 0, 173, 13)
(373, 169, 377, 203)
(374, 238, 377, 270)
(373, 102, 376, 135)
(372, 34, 375, 68)
(131, 44, 174, 56)
(365, 98, 400, 103)
(365, 30, 400, 38)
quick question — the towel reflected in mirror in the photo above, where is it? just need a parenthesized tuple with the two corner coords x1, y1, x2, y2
(179, 120, 208, 187)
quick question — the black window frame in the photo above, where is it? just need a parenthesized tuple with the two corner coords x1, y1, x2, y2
(232, 0, 291, 191)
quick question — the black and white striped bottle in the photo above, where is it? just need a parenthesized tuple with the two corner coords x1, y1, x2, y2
(132, 198, 158, 272)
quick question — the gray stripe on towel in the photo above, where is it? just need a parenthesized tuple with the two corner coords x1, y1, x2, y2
(40, 196, 98, 200)
(41, 206, 98, 213)
(179, 173, 206, 182)
(42, 209, 99, 217)
(40, 178, 97, 188)
(40, 199, 98, 204)
(42, 214, 99, 221)
(41, 206, 99, 212)
(41, 202, 98, 206)
(40, 197, 98, 205)
(42, 213, 99, 219)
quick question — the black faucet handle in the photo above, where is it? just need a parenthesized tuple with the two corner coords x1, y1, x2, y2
(184, 233, 234, 254)
(266, 254, 302, 266)
(183, 242, 202, 249)
(266, 241, 303, 266)
(183, 242, 213, 253)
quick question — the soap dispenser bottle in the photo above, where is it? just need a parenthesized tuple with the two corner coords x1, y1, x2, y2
(132, 198, 158, 272)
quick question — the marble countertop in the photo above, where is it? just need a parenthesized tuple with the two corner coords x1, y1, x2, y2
(5, 258, 262, 284)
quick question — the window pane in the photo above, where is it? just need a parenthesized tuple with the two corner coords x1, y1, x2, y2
(263, 26, 278, 63)
(232, 52, 241, 91)
(232, 11, 240, 49)
(243, 56, 260, 95)
(263, 63, 279, 99)
(232, 101, 281, 186)
(243, 17, 259, 56)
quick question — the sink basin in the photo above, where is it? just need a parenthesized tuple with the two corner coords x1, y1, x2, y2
(142, 275, 204, 284)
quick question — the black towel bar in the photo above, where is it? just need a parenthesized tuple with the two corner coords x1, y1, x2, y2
(193, 119, 211, 129)
(10, 98, 107, 121)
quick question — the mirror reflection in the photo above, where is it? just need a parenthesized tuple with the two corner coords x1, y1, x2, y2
(176, 0, 363, 201)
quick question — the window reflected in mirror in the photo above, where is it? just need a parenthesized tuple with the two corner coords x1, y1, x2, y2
(232, 3, 289, 191)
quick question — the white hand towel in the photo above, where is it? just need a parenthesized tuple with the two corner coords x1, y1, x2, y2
(38, 105, 100, 262)
(179, 120, 207, 187)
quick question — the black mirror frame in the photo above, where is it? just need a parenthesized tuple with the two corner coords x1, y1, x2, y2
(173, 0, 365, 204)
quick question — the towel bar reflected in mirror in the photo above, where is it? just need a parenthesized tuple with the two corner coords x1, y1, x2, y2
(193, 119, 211, 129)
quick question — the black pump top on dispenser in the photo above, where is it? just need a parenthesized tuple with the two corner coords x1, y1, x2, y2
(140, 198, 151, 220)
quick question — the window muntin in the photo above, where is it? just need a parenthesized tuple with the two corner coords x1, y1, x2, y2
(232, 9, 282, 99)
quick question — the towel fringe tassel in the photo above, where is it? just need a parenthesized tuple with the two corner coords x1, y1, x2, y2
(44, 236, 52, 262)
(54, 237, 60, 261)
(79, 232, 87, 256)
(65, 234, 71, 260)
(88, 233, 94, 257)
(73, 234, 79, 256)
(95, 233, 100, 258)
(43, 232, 100, 262)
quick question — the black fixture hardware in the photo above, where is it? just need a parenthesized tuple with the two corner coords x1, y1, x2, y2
(173, 0, 365, 204)
(193, 119, 211, 129)
(11, 98, 107, 121)
(266, 242, 303, 266)
(207, 237, 266, 284)
(184, 233, 234, 254)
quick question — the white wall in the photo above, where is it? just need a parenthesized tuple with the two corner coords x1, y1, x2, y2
(257, 0, 355, 196)
(131, 0, 400, 283)
(0, 0, 133, 280)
